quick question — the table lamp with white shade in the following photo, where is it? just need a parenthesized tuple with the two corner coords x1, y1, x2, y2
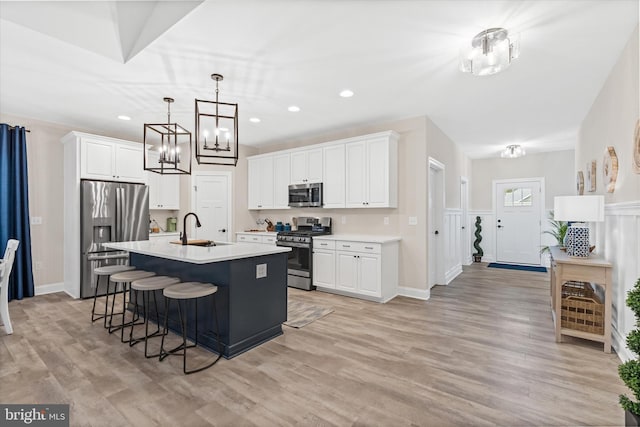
(553, 195, 605, 257)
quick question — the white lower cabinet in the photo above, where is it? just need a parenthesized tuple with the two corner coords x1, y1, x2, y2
(313, 237, 399, 302)
(312, 249, 336, 289)
(235, 232, 277, 245)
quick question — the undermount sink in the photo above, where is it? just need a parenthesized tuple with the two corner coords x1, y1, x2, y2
(171, 240, 233, 247)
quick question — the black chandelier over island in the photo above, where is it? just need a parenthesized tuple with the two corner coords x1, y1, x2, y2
(143, 97, 192, 175)
(195, 73, 239, 166)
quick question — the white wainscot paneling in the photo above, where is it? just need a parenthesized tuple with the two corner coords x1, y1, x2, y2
(444, 209, 462, 283)
(600, 202, 640, 362)
(468, 211, 495, 263)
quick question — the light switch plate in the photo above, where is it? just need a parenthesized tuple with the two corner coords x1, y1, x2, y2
(256, 263, 267, 279)
(31, 216, 42, 225)
(408, 216, 418, 226)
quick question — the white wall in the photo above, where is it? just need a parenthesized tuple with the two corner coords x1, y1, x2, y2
(0, 114, 136, 290)
(576, 26, 640, 361)
(470, 150, 576, 211)
(247, 115, 471, 295)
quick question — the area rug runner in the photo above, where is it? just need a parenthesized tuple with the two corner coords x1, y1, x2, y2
(488, 263, 547, 273)
(284, 300, 334, 328)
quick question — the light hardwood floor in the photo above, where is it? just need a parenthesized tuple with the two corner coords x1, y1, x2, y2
(0, 264, 628, 426)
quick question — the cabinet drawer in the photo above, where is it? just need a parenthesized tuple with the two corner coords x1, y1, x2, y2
(336, 241, 381, 254)
(263, 236, 277, 245)
(237, 234, 251, 242)
(314, 240, 335, 250)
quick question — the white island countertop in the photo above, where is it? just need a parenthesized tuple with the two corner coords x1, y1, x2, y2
(313, 235, 401, 244)
(104, 240, 291, 264)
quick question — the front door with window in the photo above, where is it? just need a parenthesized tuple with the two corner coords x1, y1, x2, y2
(495, 179, 543, 265)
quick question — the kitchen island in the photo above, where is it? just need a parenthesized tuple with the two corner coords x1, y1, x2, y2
(104, 240, 291, 358)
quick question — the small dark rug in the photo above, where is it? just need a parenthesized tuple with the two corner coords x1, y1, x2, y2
(487, 263, 547, 273)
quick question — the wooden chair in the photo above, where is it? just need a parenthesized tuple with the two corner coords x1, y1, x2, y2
(0, 239, 20, 335)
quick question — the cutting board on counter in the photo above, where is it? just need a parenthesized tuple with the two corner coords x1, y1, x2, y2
(170, 239, 210, 245)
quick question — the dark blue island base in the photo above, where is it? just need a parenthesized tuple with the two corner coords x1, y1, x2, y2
(129, 252, 288, 359)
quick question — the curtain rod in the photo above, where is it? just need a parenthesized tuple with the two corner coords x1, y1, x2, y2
(7, 125, 31, 133)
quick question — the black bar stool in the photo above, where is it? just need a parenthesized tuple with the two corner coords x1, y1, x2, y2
(159, 282, 223, 374)
(91, 265, 135, 325)
(108, 269, 156, 342)
(128, 275, 180, 358)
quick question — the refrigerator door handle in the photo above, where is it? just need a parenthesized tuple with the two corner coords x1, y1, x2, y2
(116, 187, 122, 242)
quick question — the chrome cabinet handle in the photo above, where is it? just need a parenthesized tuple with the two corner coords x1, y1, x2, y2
(365, 246, 373, 249)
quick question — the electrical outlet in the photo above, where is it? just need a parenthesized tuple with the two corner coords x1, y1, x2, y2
(31, 216, 42, 225)
(408, 216, 418, 226)
(256, 263, 267, 279)
(383, 217, 389, 225)
(35, 261, 43, 270)
(341, 216, 346, 224)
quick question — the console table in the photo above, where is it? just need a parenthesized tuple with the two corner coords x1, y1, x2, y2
(550, 246, 612, 353)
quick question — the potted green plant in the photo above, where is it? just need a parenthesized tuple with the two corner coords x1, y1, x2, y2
(619, 277, 640, 426)
(473, 216, 483, 262)
(540, 210, 569, 254)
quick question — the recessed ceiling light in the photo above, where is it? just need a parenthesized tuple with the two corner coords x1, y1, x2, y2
(249, 117, 261, 123)
(117, 115, 131, 121)
(288, 106, 300, 112)
(339, 89, 354, 98)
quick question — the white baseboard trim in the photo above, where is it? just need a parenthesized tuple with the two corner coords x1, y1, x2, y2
(397, 286, 430, 300)
(445, 264, 462, 284)
(34, 282, 65, 296)
(613, 326, 634, 362)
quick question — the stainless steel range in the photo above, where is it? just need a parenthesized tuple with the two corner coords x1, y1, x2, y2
(276, 216, 332, 290)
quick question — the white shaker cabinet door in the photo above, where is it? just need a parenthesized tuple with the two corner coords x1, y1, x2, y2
(114, 143, 145, 183)
(358, 254, 381, 297)
(345, 141, 367, 207)
(336, 252, 358, 292)
(83, 139, 115, 180)
(313, 250, 336, 289)
(366, 137, 389, 207)
(273, 153, 290, 209)
(322, 144, 345, 208)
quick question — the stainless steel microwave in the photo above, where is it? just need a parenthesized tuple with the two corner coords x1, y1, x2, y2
(288, 183, 323, 207)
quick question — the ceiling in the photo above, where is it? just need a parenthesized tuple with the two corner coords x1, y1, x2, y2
(0, 0, 637, 159)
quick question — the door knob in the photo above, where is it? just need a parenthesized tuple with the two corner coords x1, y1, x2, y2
(497, 225, 503, 228)
(462, 226, 465, 229)
(435, 230, 439, 235)
(218, 229, 226, 233)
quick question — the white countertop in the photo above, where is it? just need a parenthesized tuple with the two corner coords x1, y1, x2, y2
(104, 240, 291, 264)
(236, 231, 278, 236)
(313, 235, 402, 244)
(148, 231, 180, 236)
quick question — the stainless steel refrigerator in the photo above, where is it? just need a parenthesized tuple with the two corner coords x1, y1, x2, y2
(80, 180, 149, 298)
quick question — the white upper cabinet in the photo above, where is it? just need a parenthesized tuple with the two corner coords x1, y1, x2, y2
(146, 151, 180, 210)
(323, 144, 345, 208)
(345, 135, 398, 208)
(273, 153, 291, 209)
(246, 130, 398, 210)
(248, 156, 274, 210)
(81, 135, 145, 183)
(290, 148, 323, 184)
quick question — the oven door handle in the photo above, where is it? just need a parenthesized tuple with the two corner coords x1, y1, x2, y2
(276, 242, 309, 249)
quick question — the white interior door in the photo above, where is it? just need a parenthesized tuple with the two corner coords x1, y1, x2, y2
(461, 177, 470, 265)
(192, 172, 231, 242)
(428, 158, 445, 288)
(495, 179, 543, 265)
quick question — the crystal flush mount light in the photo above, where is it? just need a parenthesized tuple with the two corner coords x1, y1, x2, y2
(460, 27, 520, 76)
(143, 97, 192, 175)
(501, 144, 526, 158)
(195, 73, 239, 166)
